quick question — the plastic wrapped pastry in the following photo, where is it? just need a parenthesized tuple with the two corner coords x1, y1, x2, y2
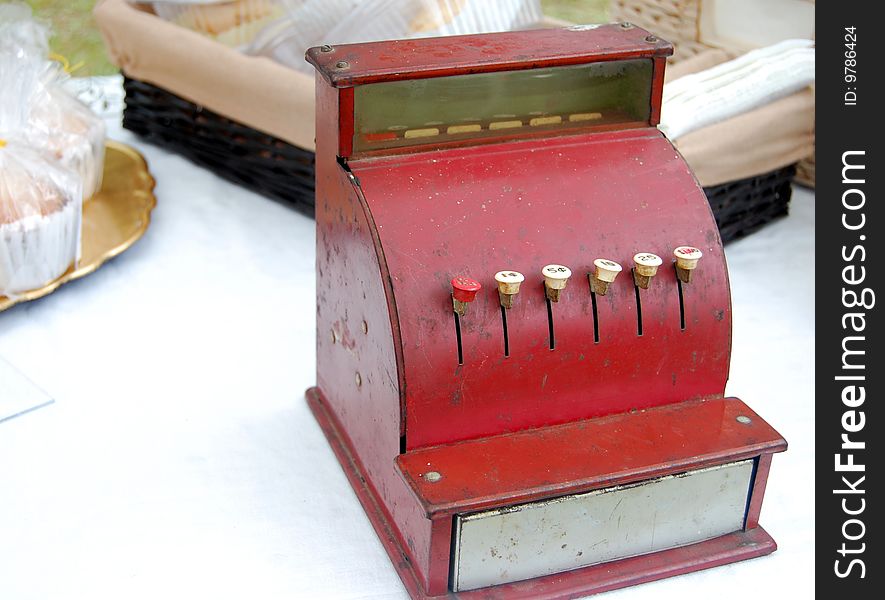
(2, 3, 106, 200)
(0, 5, 85, 295)
(0, 140, 83, 296)
(27, 76, 107, 201)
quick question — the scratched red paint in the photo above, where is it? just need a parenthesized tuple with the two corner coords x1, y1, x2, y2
(308, 23, 785, 599)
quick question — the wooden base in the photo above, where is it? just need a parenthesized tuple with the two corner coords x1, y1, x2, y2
(307, 387, 778, 599)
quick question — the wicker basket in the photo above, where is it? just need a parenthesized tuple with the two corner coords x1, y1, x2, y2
(705, 164, 794, 243)
(610, 0, 714, 63)
(122, 77, 316, 216)
(794, 151, 815, 188)
(122, 76, 791, 240)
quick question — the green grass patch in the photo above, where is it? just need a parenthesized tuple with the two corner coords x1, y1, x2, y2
(541, 0, 608, 24)
(26, 0, 117, 76)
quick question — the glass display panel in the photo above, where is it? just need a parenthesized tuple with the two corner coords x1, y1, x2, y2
(353, 59, 654, 152)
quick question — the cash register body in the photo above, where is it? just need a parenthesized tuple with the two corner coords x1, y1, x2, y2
(306, 24, 786, 599)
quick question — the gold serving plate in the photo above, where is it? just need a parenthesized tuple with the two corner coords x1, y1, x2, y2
(1, 140, 157, 311)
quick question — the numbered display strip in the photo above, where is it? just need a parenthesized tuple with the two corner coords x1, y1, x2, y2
(361, 112, 605, 147)
(451, 460, 755, 591)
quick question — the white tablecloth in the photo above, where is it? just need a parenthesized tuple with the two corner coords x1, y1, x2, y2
(0, 111, 814, 599)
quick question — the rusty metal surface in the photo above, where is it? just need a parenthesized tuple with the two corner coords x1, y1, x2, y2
(351, 128, 731, 450)
(395, 397, 785, 516)
(745, 452, 775, 530)
(313, 77, 443, 590)
(306, 23, 672, 87)
(451, 460, 754, 591)
(309, 25, 784, 599)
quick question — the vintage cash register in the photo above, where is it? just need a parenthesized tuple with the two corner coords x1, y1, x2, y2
(305, 24, 787, 599)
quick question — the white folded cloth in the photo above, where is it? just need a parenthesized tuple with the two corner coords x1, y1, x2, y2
(660, 39, 815, 141)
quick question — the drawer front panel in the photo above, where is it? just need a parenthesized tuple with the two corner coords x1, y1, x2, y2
(451, 460, 754, 591)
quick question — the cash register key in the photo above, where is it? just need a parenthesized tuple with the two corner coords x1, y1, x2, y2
(451, 276, 482, 316)
(590, 259, 623, 296)
(542, 264, 572, 303)
(495, 271, 525, 309)
(673, 246, 703, 284)
(633, 253, 663, 289)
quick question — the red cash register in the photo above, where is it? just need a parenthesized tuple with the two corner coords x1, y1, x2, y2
(306, 23, 786, 599)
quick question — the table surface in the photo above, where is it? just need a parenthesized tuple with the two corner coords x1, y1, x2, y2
(0, 113, 814, 600)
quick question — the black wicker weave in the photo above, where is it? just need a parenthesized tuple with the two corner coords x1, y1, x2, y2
(704, 164, 794, 243)
(122, 76, 316, 216)
(122, 76, 793, 239)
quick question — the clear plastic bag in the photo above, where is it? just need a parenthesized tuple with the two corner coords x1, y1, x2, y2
(0, 4, 85, 296)
(244, 0, 345, 69)
(324, 0, 543, 43)
(0, 1, 49, 57)
(1, 3, 106, 201)
(0, 140, 83, 296)
(149, 0, 288, 48)
(27, 73, 107, 201)
(0, 3, 47, 136)
(247, 0, 543, 74)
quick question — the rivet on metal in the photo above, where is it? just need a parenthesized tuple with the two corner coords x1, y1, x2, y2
(620, 22, 633, 28)
(645, 35, 658, 43)
(336, 60, 350, 69)
(355, 372, 362, 387)
(736, 415, 752, 424)
(320, 44, 334, 52)
(424, 471, 442, 483)
(362, 320, 369, 334)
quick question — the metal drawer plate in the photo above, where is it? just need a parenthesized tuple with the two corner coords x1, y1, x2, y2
(451, 460, 754, 591)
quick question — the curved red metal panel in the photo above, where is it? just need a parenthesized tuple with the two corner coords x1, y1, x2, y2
(350, 128, 731, 449)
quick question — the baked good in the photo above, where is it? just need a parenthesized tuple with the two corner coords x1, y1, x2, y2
(0, 143, 82, 296)
(27, 85, 106, 201)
